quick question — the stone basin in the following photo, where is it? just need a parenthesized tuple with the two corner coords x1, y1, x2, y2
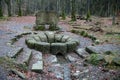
(26, 31, 79, 54)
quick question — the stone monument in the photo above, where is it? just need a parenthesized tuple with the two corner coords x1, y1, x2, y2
(35, 11, 59, 30)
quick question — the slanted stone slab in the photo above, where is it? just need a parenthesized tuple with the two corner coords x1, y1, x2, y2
(67, 38, 80, 45)
(61, 35, 70, 42)
(51, 43, 67, 54)
(45, 31, 55, 43)
(8, 47, 23, 58)
(33, 35, 41, 41)
(11, 69, 26, 79)
(32, 50, 43, 61)
(26, 39, 37, 49)
(31, 61, 43, 71)
(38, 32, 47, 42)
(29, 51, 43, 69)
(16, 50, 32, 65)
(55, 34, 64, 42)
(35, 42, 50, 53)
(76, 48, 89, 58)
(63, 64, 71, 80)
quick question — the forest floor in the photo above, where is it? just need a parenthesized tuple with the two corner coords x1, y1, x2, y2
(0, 16, 120, 80)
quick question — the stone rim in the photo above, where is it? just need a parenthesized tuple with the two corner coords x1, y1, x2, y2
(26, 32, 79, 54)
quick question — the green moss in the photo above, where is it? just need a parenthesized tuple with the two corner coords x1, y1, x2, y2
(71, 29, 80, 34)
(87, 54, 104, 65)
(0, 57, 28, 71)
(86, 52, 120, 69)
(35, 25, 45, 30)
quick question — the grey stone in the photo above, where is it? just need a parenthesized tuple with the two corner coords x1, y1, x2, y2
(66, 41, 77, 52)
(76, 48, 89, 58)
(33, 35, 41, 41)
(38, 32, 47, 42)
(26, 39, 37, 48)
(46, 55, 58, 63)
(11, 69, 26, 79)
(73, 71, 80, 78)
(31, 61, 43, 71)
(35, 11, 58, 30)
(35, 42, 50, 53)
(45, 31, 55, 43)
(66, 55, 77, 62)
(55, 34, 64, 42)
(16, 50, 32, 65)
(8, 47, 23, 58)
(86, 44, 120, 54)
(63, 64, 71, 80)
(61, 35, 70, 42)
(32, 50, 43, 61)
(51, 43, 67, 54)
(26, 33, 80, 54)
(67, 38, 80, 45)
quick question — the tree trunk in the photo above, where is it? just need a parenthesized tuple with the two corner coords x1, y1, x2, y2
(86, 0, 90, 21)
(0, 0, 3, 17)
(71, 0, 76, 21)
(61, 0, 66, 20)
(17, 0, 22, 16)
(5, 0, 11, 16)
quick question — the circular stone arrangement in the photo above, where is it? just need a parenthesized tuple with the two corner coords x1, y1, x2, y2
(26, 31, 79, 54)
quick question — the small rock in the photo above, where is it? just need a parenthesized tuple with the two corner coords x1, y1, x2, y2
(54, 71, 63, 79)
(67, 55, 77, 62)
(73, 71, 80, 78)
(31, 61, 43, 71)
(83, 69, 89, 73)
(76, 48, 89, 58)
(46, 55, 58, 63)
(82, 78, 88, 80)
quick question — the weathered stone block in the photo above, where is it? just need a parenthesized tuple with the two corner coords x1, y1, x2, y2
(51, 43, 67, 54)
(38, 32, 47, 42)
(33, 35, 41, 41)
(66, 41, 77, 52)
(26, 39, 37, 49)
(31, 61, 43, 71)
(35, 42, 50, 53)
(61, 35, 70, 42)
(35, 11, 58, 30)
(55, 34, 64, 42)
(8, 47, 23, 58)
(45, 31, 55, 43)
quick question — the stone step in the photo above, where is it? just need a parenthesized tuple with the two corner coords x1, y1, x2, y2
(63, 64, 71, 80)
(75, 48, 89, 58)
(7, 47, 23, 58)
(16, 49, 32, 65)
(29, 50, 43, 72)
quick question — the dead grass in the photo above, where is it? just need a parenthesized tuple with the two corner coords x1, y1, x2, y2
(67, 17, 120, 44)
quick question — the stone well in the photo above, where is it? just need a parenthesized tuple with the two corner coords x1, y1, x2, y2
(26, 32, 79, 54)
